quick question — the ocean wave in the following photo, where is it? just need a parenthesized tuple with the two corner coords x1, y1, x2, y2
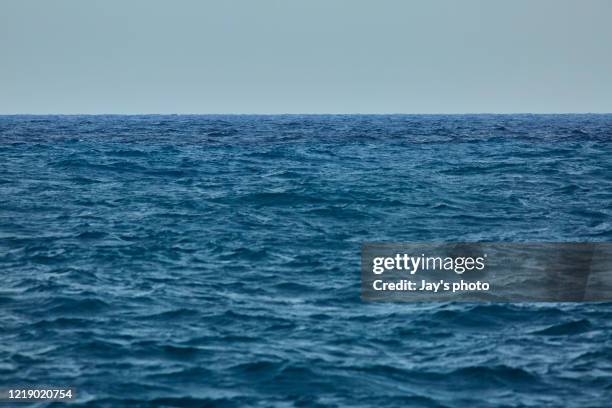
(1, 115, 611, 407)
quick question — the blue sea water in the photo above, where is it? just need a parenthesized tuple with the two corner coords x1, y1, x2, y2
(1, 114, 611, 407)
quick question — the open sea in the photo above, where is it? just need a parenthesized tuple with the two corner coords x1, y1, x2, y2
(1, 114, 611, 407)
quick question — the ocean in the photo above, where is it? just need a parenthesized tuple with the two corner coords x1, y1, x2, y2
(1, 114, 611, 407)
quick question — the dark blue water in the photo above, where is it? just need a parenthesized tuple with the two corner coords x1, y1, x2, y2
(1, 115, 611, 407)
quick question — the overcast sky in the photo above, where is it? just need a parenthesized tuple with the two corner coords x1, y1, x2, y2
(1, 0, 611, 114)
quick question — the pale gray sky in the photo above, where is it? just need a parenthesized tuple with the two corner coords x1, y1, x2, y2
(1, 0, 611, 114)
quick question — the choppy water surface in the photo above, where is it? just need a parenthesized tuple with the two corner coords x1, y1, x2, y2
(1, 115, 611, 407)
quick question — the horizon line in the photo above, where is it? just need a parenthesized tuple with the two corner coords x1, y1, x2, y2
(1, 112, 611, 116)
